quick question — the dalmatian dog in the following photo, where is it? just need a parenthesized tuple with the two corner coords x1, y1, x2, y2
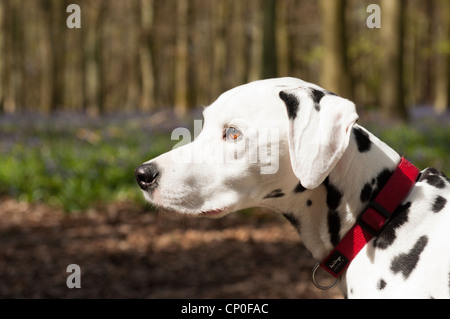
(135, 77, 450, 298)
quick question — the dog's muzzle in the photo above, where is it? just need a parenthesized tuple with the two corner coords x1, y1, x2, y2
(135, 163, 160, 191)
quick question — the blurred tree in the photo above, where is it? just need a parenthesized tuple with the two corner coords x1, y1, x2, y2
(139, 0, 155, 111)
(380, 0, 407, 121)
(37, 1, 53, 113)
(276, 0, 289, 77)
(124, 1, 141, 111)
(189, 0, 211, 106)
(228, 1, 246, 88)
(262, 0, 277, 78)
(0, 1, 3, 112)
(3, 0, 24, 113)
(211, 0, 226, 99)
(83, 0, 104, 116)
(0, 0, 447, 118)
(434, 0, 450, 114)
(62, 0, 83, 112)
(319, 0, 352, 99)
(174, 0, 189, 116)
(247, 1, 264, 82)
(49, 0, 66, 112)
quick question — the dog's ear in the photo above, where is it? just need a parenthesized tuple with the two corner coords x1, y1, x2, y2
(279, 88, 358, 189)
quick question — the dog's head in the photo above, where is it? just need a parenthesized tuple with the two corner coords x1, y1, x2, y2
(135, 77, 358, 216)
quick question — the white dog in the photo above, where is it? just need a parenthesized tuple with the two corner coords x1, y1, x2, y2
(136, 77, 450, 298)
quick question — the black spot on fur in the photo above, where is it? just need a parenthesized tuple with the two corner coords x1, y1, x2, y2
(306, 199, 312, 206)
(282, 213, 301, 232)
(418, 168, 446, 189)
(432, 195, 447, 213)
(373, 202, 411, 249)
(375, 169, 394, 197)
(352, 127, 372, 153)
(377, 279, 387, 290)
(263, 189, 285, 199)
(293, 182, 306, 193)
(327, 210, 341, 247)
(427, 168, 442, 175)
(424, 175, 445, 188)
(390, 235, 428, 279)
(440, 170, 450, 183)
(279, 91, 299, 119)
(360, 168, 394, 203)
(310, 89, 325, 104)
(376, 169, 392, 181)
(322, 178, 344, 247)
(360, 183, 373, 203)
(310, 89, 324, 111)
(323, 178, 342, 210)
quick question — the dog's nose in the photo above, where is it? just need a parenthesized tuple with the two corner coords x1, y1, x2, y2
(135, 163, 160, 191)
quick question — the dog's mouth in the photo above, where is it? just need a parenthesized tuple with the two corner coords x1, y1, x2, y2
(151, 204, 229, 218)
(143, 188, 231, 217)
(199, 208, 226, 216)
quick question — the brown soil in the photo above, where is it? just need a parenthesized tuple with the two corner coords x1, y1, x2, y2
(0, 198, 342, 299)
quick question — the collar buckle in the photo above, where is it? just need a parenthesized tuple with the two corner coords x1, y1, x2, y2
(357, 201, 392, 236)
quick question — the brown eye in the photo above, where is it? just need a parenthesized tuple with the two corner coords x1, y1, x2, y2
(225, 127, 242, 141)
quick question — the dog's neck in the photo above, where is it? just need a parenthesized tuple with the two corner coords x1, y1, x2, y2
(265, 124, 401, 261)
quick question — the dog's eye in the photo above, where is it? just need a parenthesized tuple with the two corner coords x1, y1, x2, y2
(224, 127, 242, 141)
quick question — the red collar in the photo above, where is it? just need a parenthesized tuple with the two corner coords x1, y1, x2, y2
(318, 157, 420, 280)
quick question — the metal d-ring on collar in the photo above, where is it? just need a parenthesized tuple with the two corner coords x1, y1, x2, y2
(311, 263, 341, 290)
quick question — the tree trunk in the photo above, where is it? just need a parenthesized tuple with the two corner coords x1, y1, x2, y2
(4, 0, 25, 113)
(228, 0, 246, 87)
(2, 0, 12, 113)
(139, 0, 155, 111)
(276, 0, 289, 77)
(319, 0, 352, 99)
(174, 0, 189, 116)
(247, 1, 263, 82)
(380, 0, 407, 121)
(50, 0, 65, 112)
(210, 0, 226, 100)
(83, 0, 103, 117)
(62, 0, 83, 112)
(38, 1, 53, 113)
(433, 0, 450, 114)
(0, 1, 3, 111)
(262, 0, 277, 79)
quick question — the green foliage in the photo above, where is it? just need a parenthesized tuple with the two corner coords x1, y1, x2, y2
(365, 118, 450, 175)
(0, 113, 173, 212)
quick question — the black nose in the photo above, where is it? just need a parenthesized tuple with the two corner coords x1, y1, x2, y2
(135, 163, 160, 191)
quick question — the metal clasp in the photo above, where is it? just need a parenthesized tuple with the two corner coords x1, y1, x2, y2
(311, 263, 341, 290)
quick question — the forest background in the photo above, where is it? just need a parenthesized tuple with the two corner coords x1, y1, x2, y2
(1, 0, 449, 118)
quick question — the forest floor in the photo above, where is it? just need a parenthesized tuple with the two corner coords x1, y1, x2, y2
(0, 198, 342, 299)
